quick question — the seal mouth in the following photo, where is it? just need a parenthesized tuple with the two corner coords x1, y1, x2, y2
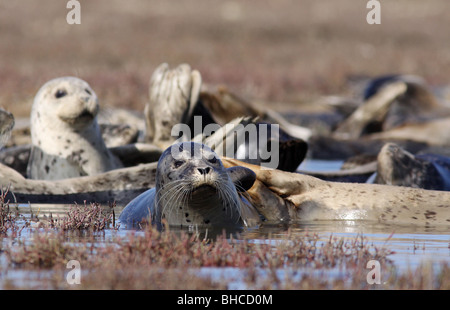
(60, 109, 95, 124)
(191, 184, 216, 193)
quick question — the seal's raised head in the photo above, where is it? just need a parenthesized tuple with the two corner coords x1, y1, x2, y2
(32, 77, 98, 134)
(27, 77, 122, 180)
(153, 142, 256, 227)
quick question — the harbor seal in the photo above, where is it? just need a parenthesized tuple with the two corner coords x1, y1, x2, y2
(27, 77, 123, 180)
(0, 108, 14, 148)
(222, 157, 450, 226)
(119, 142, 261, 229)
(144, 63, 202, 149)
(375, 143, 450, 191)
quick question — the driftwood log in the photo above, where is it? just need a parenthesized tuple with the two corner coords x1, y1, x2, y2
(0, 161, 157, 206)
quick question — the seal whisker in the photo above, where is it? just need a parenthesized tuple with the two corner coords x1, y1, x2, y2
(215, 176, 241, 223)
(156, 181, 187, 209)
(157, 181, 191, 218)
(120, 142, 260, 228)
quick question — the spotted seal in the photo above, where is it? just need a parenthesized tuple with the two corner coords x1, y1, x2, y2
(27, 77, 123, 180)
(119, 142, 261, 229)
(144, 63, 202, 149)
(0, 108, 14, 148)
(375, 143, 450, 191)
(222, 157, 450, 226)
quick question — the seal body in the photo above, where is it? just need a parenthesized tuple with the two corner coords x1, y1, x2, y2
(27, 77, 122, 180)
(0, 108, 14, 148)
(119, 142, 260, 229)
(376, 143, 450, 191)
(144, 63, 202, 148)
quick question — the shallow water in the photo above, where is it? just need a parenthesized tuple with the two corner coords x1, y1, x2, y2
(1, 208, 449, 289)
(2, 159, 449, 288)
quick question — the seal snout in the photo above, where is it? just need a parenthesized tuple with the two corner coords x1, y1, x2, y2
(191, 164, 217, 187)
(197, 167, 211, 175)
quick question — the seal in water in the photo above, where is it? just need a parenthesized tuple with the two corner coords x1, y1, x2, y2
(119, 142, 261, 229)
(0, 108, 14, 148)
(27, 77, 123, 180)
(375, 143, 450, 191)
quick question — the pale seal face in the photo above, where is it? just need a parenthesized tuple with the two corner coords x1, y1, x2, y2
(27, 77, 122, 180)
(31, 77, 98, 141)
(153, 142, 253, 227)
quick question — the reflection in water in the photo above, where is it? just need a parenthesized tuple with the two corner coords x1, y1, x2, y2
(15, 197, 450, 273)
(117, 218, 449, 273)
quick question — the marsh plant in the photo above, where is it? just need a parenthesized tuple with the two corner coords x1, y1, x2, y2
(0, 194, 448, 289)
(0, 188, 28, 237)
(48, 201, 118, 232)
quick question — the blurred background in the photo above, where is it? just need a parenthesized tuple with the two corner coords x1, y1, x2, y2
(0, 0, 449, 117)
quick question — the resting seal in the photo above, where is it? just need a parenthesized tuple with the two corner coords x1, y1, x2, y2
(27, 77, 122, 180)
(375, 143, 450, 191)
(119, 142, 261, 229)
(0, 108, 14, 148)
(144, 63, 202, 149)
(222, 157, 450, 226)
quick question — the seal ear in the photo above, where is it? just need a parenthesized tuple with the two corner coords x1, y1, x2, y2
(226, 166, 256, 192)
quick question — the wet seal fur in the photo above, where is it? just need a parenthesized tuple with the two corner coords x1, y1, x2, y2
(119, 142, 261, 229)
(0, 108, 14, 148)
(144, 63, 202, 149)
(27, 77, 122, 180)
(376, 143, 450, 191)
(222, 158, 450, 226)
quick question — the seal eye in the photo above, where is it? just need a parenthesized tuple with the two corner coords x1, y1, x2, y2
(209, 156, 217, 164)
(55, 89, 67, 99)
(174, 160, 184, 168)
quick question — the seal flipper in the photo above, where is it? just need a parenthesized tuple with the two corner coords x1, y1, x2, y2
(119, 187, 156, 228)
(226, 166, 256, 192)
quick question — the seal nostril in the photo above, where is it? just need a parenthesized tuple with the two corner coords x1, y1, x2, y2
(197, 167, 211, 175)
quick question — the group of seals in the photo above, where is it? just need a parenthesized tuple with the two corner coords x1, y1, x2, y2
(143, 63, 309, 172)
(119, 143, 450, 228)
(0, 65, 449, 230)
(308, 74, 450, 159)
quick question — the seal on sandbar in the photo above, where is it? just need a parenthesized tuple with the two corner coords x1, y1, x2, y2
(27, 77, 122, 180)
(0, 108, 14, 148)
(119, 142, 261, 229)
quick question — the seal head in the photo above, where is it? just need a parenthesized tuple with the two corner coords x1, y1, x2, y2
(27, 77, 122, 180)
(154, 142, 256, 227)
(119, 142, 260, 229)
